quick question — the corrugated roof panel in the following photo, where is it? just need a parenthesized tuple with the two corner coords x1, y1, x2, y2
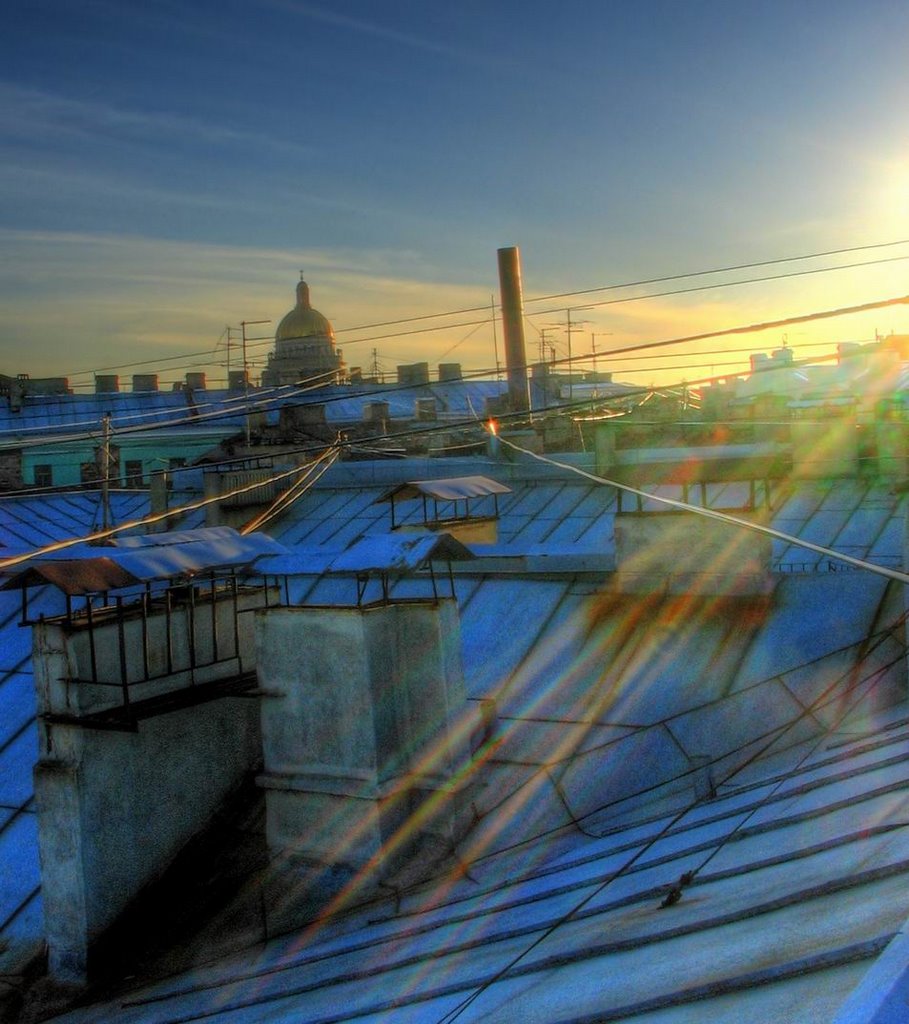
(268, 494, 367, 546)
(0, 811, 40, 922)
(707, 480, 755, 508)
(460, 578, 571, 699)
(330, 532, 474, 572)
(542, 513, 596, 546)
(833, 503, 891, 550)
(819, 478, 868, 511)
(0, 671, 34, 729)
(735, 574, 887, 689)
(771, 482, 830, 521)
(792, 507, 852, 549)
(379, 476, 511, 503)
(870, 515, 904, 560)
(524, 485, 587, 522)
(3, 558, 141, 594)
(0, 725, 37, 808)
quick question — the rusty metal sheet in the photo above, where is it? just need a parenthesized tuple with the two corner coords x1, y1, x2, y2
(2, 558, 141, 595)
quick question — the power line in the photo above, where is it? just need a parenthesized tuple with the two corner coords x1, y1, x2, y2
(6, 289, 899, 454)
(435, 618, 902, 1024)
(524, 254, 909, 320)
(0, 449, 340, 571)
(52, 239, 909, 382)
(525, 237, 909, 304)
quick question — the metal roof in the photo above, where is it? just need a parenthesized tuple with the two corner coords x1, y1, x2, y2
(40, 701, 909, 1023)
(329, 531, 475, 572)
(377, 475, 512, 503)
(3, 463, 909, 1020)
(2, 558, 141, 595)
(1, 527, 288, 593)
(0, 381, 509, 438)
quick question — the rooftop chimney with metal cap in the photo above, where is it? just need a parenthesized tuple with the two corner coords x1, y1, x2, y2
(497, 246, 530, 413)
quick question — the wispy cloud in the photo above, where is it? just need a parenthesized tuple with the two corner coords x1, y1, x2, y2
(0, 82, 313, 156)
(264, 0, 501, 67)
(0, 229, 494, 380)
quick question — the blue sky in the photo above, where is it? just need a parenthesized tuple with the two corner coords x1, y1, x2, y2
(2, 0, 909, 387)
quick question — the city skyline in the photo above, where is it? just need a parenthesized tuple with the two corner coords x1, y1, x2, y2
(2, 0, 909, 388)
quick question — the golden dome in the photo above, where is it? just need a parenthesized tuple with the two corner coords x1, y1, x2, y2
(275, 280, 334, 342)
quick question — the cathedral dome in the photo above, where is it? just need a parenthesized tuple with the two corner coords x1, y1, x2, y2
(262, 278, 343, 388)
(275, 280, 334, 342)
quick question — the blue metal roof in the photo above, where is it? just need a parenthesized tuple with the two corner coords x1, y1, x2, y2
(2, 458, 908, 1017)
(2, 527, 288, 593)
(0, 380, 508, 439)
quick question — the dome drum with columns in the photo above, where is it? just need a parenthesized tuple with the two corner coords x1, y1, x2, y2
(261, 279, 344, 387)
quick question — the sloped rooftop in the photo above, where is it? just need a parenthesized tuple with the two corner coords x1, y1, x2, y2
(1, 456, 907, 1022)
(41, 698, 909, 1024)
(0, 380, 509, 439)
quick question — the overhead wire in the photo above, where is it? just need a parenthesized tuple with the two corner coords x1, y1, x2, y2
(435, 609, 907, 1024)
(524, 237, 909, 305)
(107, 607, 909, 1014)
(2, 287, 902, 459)
(3, 290, 908, 570)
(522, 254, 909, 322)
(50, 238, 909, 383)
(239, 447, 341, 534)
(0, 451, 337, 571)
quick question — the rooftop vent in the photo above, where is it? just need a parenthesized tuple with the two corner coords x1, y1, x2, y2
(377, 475, 510, 542)
(132, 373, 159, 393)
(95, 375, 120, 394)
(364, 401, 390, 424)
(415, 398, 438, 421)
(397, 362, 430, 386)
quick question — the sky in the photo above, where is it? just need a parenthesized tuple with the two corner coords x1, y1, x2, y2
(2, 0, 909, 390)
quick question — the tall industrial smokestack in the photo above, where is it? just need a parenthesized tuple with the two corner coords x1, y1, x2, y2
(497, 246, 530, 413)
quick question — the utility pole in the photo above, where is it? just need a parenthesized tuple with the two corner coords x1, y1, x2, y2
(539, 327, 558, 364)
(566, 309, 574, 403)
(490, 294, 501, 380)
(240, 319, 270, 446)
(101, 412, 112, 531)
(590, 332, 614, 395)
(226, 326, 235, 379)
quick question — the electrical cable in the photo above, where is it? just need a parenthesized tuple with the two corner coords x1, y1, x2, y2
(0, 285, 891, 459)
(524, 237, 909, 305)
(53, 237, 909, 382)
(490, 431, 909, 585)
(239, 447, 340, 534)
(0, 450, 337, 570)
(2, 313, 905, 577)
(112, 613, 909, 1015)
(522, 254, 909, 321)
(435, 616, 905, 1024)
(469, 612, 908, 856)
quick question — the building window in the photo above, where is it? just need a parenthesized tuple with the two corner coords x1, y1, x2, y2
(124, 460, 144, 488)
(34, 464, 52, 488)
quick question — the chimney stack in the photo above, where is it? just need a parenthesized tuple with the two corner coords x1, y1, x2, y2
(497, 246, 529, 413)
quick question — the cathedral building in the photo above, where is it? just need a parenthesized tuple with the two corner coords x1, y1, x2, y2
(261, 279, 344, 387)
